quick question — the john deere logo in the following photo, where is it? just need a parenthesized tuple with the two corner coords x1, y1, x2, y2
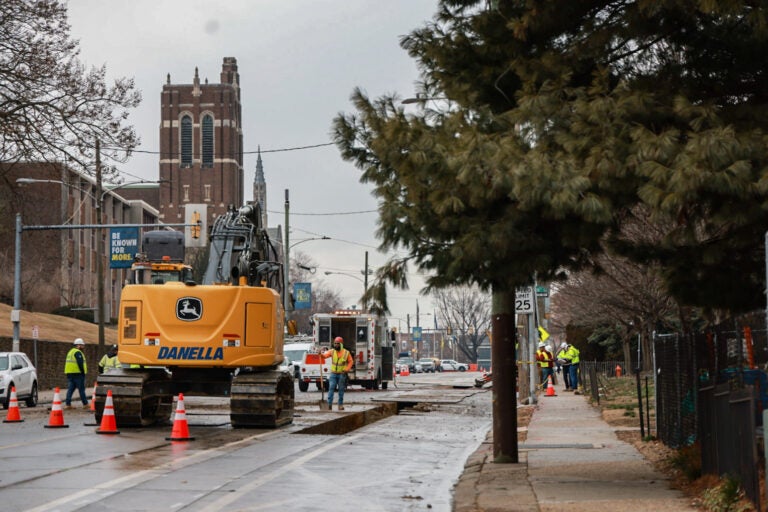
(176, 297, 202, 321)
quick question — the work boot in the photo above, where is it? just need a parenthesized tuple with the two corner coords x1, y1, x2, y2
(338, 405, 345, 411)
(65, 404, 73, 410)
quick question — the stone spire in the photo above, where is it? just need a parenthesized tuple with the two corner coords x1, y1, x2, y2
(253, 146, 267, 227)
(193, 66, 201, 96)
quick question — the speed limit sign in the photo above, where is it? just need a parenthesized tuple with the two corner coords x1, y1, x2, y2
(515, 287, 534, 314)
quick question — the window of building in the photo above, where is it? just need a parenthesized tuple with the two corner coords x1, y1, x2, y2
(181, 115, 193, 167)
(183, 185, 190, 202)
(202, 114, 213, 167)
(204, 184, 211, 201)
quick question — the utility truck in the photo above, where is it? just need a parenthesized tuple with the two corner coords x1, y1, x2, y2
(301, 309, 395, 390)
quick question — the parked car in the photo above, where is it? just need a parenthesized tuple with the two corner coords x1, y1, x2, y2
(0, 352, 38, 409)
(440, 359, 469, 372)
(396, 357, 417, 373)
(417, 358, 436, 373)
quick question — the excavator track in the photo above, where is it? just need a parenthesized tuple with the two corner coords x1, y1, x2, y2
(94, 368, 174, 427)
(230, 370, 294, 428)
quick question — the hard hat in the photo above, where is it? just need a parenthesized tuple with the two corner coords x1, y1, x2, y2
(538, 342, 545, 348)
(545, 345, 552, 351)
(334, 336, 343, 344)
(74, 338, 85, 345)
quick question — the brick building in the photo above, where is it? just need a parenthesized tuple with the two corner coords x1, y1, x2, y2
(158, 57, 244, 230)
(0, 162, 159, 315)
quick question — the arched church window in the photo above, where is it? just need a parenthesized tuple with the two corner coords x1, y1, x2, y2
(181, 115, 193, 167)
(202, 114, 214, 167)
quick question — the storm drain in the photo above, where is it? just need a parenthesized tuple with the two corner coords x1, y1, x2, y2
(294, 402, 398, 435)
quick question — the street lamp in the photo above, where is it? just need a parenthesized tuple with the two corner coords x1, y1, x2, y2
(324, 270, 368, 308)
(16, 174, 158, 355)
(324, 271, 365, 284)
(290, 236, 330, 249)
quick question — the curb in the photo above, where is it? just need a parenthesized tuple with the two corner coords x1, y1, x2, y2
(453, 431, 537, 512)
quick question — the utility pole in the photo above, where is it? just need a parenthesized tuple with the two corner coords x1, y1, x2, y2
(95, 139, 105, 356)
(363, 250, 369, 310)
(283, 189, 290, 323)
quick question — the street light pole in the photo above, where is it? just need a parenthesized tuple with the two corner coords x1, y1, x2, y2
(12, 214, 22, 352)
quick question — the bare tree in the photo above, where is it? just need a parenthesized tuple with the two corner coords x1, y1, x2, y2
(433, 285, 491, 363)
(549, 209, 678, 370)
(289, 251, 342, 335)
(0, 0, 140, 176)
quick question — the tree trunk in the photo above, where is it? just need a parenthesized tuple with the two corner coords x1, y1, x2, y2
(491, 287, 518, 463)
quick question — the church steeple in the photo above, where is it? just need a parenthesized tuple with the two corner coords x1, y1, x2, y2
(253, 146, 267, 227)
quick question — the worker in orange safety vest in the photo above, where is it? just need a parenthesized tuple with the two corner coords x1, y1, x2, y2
(322, 336, 353, 411)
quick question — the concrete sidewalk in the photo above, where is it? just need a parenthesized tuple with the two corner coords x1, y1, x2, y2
(453, 381, 699, 512)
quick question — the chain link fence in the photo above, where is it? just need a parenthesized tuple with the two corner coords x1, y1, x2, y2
(652, 318, 766, 508)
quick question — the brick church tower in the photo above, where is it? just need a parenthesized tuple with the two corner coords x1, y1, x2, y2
(158, 57, 244, 230)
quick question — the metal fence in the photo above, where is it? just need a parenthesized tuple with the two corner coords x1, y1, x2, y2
(580, 360, 625, 405)
(653, 320, 766, 508)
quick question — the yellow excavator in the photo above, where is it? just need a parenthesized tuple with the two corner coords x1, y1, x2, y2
(95, 203, 294, 428)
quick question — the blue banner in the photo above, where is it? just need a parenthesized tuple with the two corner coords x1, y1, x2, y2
(110, 227, 139, 269)
(293, 282, 312, 309)
(412, 326, 422, 341)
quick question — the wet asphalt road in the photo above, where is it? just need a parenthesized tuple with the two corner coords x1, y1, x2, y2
(0, 372, 490, 511)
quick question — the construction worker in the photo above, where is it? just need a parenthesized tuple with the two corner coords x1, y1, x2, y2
(535, 342, 554, 390)
(565, 343, 581, 393)
(98, 345, 121, 374)
(322, 336, 353, 410)
(556, 342, 572, 390)
(64, 338, 89, 409)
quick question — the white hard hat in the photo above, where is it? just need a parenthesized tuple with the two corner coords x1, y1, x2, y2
(74, 338, 85, 345)
(545, 345, 552, 351)
(538, 342, 545, 348)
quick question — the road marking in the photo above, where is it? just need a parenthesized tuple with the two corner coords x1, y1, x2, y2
(21, 429, 281, 512)
(196, 433, 362, 512)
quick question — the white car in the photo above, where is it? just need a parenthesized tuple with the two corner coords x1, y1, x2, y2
(0, 352, 39, 409)
(440, 359, 468, 372)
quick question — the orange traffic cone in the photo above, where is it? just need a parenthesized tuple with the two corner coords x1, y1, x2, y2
(96, 390, 120, 434)
(89, 381, 97, 411)
(3, 386, 24, 423)
(166, 393, 195, 441)
(401, 365, 410, 377)
(545, 375, 557, 397)
(44, 387, 69, 428)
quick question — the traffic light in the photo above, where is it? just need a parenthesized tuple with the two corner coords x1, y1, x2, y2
(190, 211, 201, 239)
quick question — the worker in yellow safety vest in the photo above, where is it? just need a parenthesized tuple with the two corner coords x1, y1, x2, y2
(565, 343, 581, 393)
(64, 338, 89, 408)
(322, 336, 354, 411)
(98, 345, 121, 374)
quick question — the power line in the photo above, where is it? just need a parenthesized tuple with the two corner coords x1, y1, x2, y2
(267, 208, 377, 216)
(102, 141, 335, 156)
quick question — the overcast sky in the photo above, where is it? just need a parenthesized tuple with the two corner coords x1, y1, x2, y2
(66, 0, 440, 329)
